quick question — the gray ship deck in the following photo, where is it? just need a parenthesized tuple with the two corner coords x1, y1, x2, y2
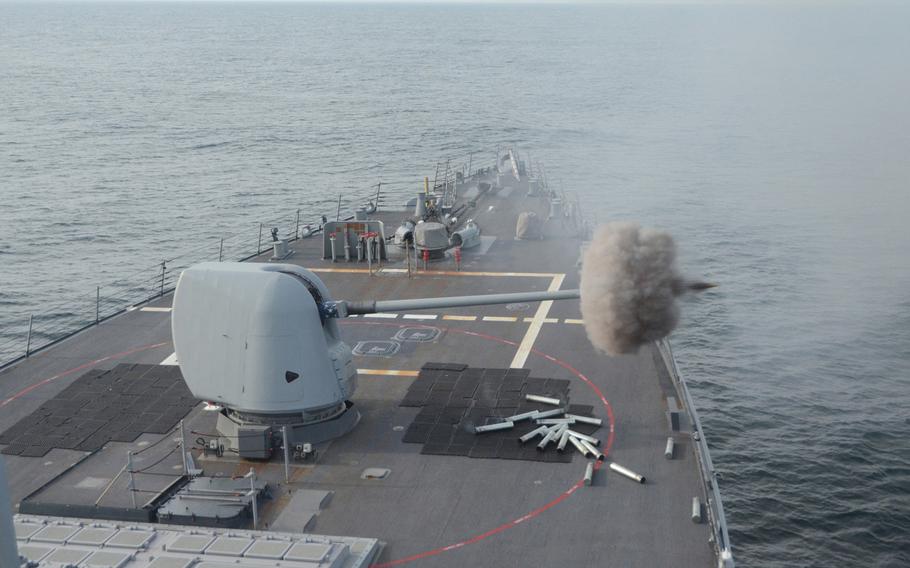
(1, 174, 719, 567)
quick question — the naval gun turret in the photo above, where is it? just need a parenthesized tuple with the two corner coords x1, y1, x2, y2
(172, 262, 580, 458)
(173, 223, 714, 458)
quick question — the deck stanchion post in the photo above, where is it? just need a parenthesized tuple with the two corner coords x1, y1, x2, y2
(25, 315, 33, 357)
(127, 451, 137, 508)
(180, 420, 189, 476)
(366, 237, 373, 275)
(282, 426, 290, 484)
(96, 286, 100, 324)
(376, 237, 382, 269)
(295, 209, 300, 240)
(219, 237, 224, 262)
(336, 194, 342, 221)
(257, 223, 263, 255)
(404, 239, 411, 278)
(159, 261, 166, 297)
(247, 468, 258, 529)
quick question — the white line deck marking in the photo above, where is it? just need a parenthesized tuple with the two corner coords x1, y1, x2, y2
(482, 316, 518, 322)
(140, 307, 172, 313)
(510, 274, 566, 369)
(523, 317, 558, 323)
(402, 314, 437, 320)
(442, 315, 478, 321)
(160, 353, 178, 366)
(357, 368, 420, 377)
(364, 313, 398, 319)
(564, 319, 585, 325)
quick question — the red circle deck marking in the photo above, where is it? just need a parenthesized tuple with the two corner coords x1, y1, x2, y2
(341, 321, 614, 568)
(0, 341, 171, 407)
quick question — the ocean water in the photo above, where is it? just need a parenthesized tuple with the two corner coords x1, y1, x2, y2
(2, 2, 909, 566)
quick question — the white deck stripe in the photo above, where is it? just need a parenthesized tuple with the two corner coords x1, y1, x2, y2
(510, 274, 565, 369)
(160, 352, 179, 366)
(140, 307, 172, 313)
(482, 316, 518, 322)
(442, 315, 478, 321)
(523, 317, 558, 323)
(357, 368, 420, 377)
(402, 314, 437, 320)
(364, 313, 398, 319)
(564, 319, 585, 325)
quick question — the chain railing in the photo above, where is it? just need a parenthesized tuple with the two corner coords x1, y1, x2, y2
(0, 182, 398, 370)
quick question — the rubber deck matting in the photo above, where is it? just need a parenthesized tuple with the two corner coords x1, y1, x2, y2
(0, 364, 196, 457)
(400, 362, 602, 463)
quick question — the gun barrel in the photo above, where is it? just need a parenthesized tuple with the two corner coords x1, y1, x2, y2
(343, 289, 580, 315)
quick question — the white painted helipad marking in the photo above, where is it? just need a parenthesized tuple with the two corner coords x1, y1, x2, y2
(564, 319, 585, 325)
(482, 316, 518, 322)
(442, 315, 478, 321)
(364, 313, 398, 319)
(160, 353, 178, 366)
(140, 307, 172, 313)
(510, 273, 566, 369)
(523, 317, 558, 323)
(402, 314, 437, 320)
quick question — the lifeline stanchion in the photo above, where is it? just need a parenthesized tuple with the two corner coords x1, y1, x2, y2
(454, 246, 462, 271)
(422, 249, 429, 271)
(406, 241, 412, 278)
(282, 426, 290, 484)
(127, 451, 138, 508)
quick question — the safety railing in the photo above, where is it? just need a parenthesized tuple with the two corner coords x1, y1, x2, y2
(0, 182, 394, 370)
(656, 338, 735, 568)
(0, 146, 513, 370)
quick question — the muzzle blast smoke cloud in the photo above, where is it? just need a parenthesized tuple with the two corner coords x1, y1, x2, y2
(579, 222, 715, 356)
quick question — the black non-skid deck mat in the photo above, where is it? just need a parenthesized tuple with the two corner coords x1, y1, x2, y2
(0, 364, 197, 457)
(400, 362, 602, 463)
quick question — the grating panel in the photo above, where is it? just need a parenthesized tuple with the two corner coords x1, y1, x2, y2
(244, 539, 293, 559)
(14, 520, 42, 540)
(82, 549, 132, 568)
(0, 363, 196, 456)
(167, 534, 215, 554)
(146, 557, 195, 568)
(44, 547, 91, 565)
(17, 544, 53, 562)
(284, 542, 332, 562)
(205, 536, 254, 557)
(70, 527, 117, 546)
(400, 363, 590, 464)
(106, 529, 155, 549)
(31, 524, 80, 543)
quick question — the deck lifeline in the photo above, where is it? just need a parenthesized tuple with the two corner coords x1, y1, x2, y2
(0, 174, 718, 567)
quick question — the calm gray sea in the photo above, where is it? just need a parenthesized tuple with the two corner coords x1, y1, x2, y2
(2, 2, 909, 565)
